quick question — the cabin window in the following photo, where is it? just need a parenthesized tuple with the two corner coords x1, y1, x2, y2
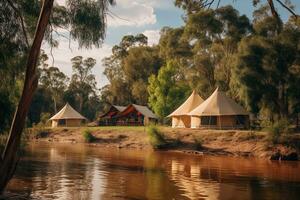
(201, 116, 217, 125)
(236, 115, 246, 125)
(58, 119, 66, 126)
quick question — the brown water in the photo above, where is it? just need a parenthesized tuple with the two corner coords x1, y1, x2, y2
(6, 143, 300, 200)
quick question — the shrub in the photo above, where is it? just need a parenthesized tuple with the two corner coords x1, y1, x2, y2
(265, 119, 291, 144)
(147, 125, 167, 149)
(193, 136, 203, 151)
(0, 134, 8, 154)
(1, 132, 27, 155)
(82, 129, 95, 143)
(29, 125, 50, 139)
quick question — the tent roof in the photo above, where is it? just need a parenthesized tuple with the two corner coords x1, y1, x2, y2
(168, 90, 204, 117)
(113, 105, 126, 112)
(50, 103, 86, 120)
(132, 104, 158, 119)
(189, 88, 249, 116)
(118, 104, 158, 119)
(99, 105, 127, 118)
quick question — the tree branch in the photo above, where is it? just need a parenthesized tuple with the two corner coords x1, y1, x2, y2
(6, 0, 29, 47)
(275, 0, 298, 18)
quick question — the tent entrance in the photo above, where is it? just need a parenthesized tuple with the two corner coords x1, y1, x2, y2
(58, 119, 66, 126)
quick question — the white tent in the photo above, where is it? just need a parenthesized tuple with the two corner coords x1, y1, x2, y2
(189, 88, 249, 129)
(168, 91, 204, 128)
(50, 103, 86, 128)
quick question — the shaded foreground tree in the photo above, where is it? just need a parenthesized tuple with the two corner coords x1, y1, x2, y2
(0, 0, 115, 193)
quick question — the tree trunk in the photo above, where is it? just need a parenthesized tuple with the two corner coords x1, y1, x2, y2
(53, 95, 57, 114)
(0, 0, 54, 193)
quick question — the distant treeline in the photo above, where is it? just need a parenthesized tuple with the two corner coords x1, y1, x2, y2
(1, 1, 300, 133)
(102, 5, 300, 123)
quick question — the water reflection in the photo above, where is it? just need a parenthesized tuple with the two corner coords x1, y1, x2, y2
(7, 143, 300, 200)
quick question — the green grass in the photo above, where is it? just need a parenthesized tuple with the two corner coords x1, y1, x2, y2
(52, 126, 151, 132)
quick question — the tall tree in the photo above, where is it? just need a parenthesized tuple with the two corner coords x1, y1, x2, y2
(102, 34, 163, 105)
(39, 54, 69, 113)
(175, 0, 298, 20)
(183, 6, 251, 97)
(0, 0, 114, 192)
(232, 16, 300, 120)
(148, 61, 190, 119)
(69, 56, 97, 113)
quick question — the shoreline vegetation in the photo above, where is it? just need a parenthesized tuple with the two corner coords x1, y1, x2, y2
(25, 125, 300, 161)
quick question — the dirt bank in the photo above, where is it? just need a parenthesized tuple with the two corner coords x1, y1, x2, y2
(29, 126, 300, 161)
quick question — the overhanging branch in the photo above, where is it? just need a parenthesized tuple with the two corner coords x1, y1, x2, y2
(6, 0, 29, 47)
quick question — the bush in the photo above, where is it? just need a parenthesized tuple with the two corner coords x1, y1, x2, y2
(0, 134, 8, 154)
(193, 136, 203, 151)
(147, 125, 167, 149)
(29, 124, 50, 139)
(1, 132, 27, 155)
(82, 129, 95, 143)
(265, 119, 291, 144)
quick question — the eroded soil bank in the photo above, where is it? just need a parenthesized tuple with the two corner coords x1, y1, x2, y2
(29, 126, 300, 161)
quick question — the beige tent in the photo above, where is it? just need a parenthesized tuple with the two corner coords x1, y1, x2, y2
(168, 91, 204, 128)
(50, 103, 87, 128)
(189, 88, 249, 129)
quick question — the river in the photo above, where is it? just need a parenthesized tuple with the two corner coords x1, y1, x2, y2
(6, 143, 300, 200)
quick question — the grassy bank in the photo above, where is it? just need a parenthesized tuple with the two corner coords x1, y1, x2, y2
(27, 126, 300, 160)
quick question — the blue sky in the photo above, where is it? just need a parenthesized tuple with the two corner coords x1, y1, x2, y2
(44, 0, 300, 87)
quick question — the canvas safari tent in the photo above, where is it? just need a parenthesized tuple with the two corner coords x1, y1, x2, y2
(50, 103, 87, 128)
(168, 91, 204, 128)
(99, 105, 126, 126)
(189, 88, 249, 129)
(115, 104, 158, 126)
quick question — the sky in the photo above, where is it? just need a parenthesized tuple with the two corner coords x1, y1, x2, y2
(43, 0, 300, 88)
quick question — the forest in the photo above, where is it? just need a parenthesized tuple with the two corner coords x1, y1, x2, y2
(0, 0, 300, 194)
(1, 0, 300, 134)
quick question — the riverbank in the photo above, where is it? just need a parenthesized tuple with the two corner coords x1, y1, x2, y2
(28, 126, 300, 161)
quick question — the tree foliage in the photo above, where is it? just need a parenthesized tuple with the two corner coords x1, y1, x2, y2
(232, 17, 300, 119)
(148, 61, 190, 119)
(102, 34, 163, 105)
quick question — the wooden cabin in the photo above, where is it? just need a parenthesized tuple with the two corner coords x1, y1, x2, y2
(99, 105, 126, 126)
(115, 104, 158, 126)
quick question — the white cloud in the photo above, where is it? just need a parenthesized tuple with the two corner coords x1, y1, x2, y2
(42, 38, 112, 88)
(108, 1, 157, 27)
(143, 30, 160, 46)
(56, 0, 157, 27)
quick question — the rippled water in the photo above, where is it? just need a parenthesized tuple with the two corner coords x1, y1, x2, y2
(6, 143, 300, 200)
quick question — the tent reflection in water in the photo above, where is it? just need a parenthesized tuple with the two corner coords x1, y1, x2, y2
(49, 103, 87, 128)
(189, 88, 250, 129)
(168, 91, 204, 128)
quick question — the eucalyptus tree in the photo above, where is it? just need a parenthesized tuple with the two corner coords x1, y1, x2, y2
(182, 6, 252, 97)
(39, 54, 69, 113)
(148, 61, 190, 119)
(175, 0, 298, 20)
(68, 56, 97, 113)
(0, 0, 115, 192)
(232, 16, 300, 120)
(102, 34, 163, 105)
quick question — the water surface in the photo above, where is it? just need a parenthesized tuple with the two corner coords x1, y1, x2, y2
(7, 143, 300, 200)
